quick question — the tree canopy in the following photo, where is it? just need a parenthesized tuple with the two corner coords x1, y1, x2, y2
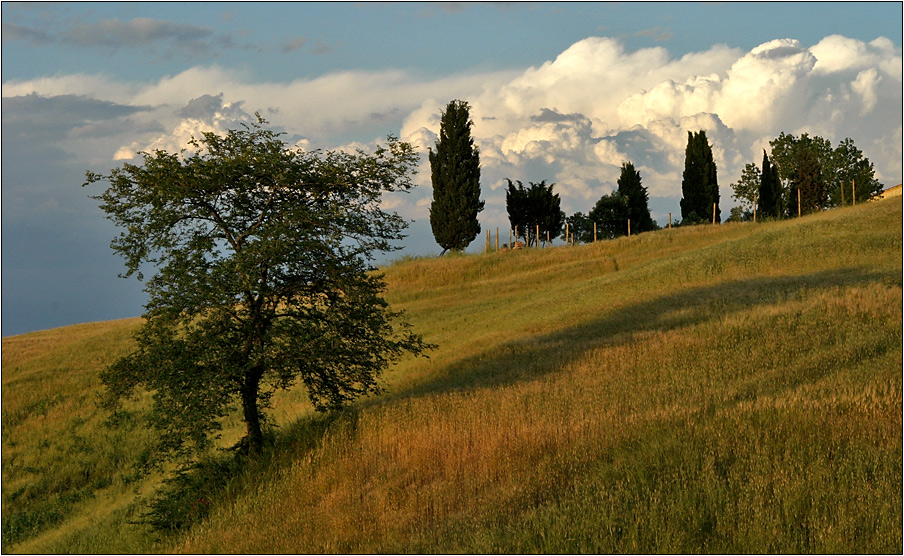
(85, 116, 431, 464)
(588, 191, 630, 239)
(563, 212, 595, 244)
(429, 99, 484, 254)
(505, 179, 565, 246)
(830, 137, 884, 204)
(730, 162, 760, 220)
(579, 162, 656, 240)
(769, 132, 883, 211)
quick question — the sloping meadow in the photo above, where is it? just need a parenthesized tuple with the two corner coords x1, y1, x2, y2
(3, 198, 901, 553)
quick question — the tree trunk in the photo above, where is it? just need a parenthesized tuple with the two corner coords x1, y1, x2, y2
(241, 364, 265, 454)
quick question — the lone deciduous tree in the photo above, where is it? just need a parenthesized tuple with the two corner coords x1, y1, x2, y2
(563, 212, 595, 244)
(792, 140, 828, 216)
(831, 137, 884, 204)
(588, 190, 630, 240)
(730, 162, 760, 221)
(429, 99, 484, 254)
(86, 116, 431, 464)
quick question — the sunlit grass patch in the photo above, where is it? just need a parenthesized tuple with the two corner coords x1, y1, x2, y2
(3, 198, 901, 553)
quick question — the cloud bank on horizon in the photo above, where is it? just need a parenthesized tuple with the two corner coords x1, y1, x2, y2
(4, 33, 900, 228)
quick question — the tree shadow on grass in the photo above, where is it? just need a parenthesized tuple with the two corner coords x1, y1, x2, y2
(387, 266, 901, 401)
(140, 410, 347, 534)
(148, 266, 899, 536)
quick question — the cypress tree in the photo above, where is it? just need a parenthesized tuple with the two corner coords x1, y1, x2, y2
(533, 180, 565, 245)
(757, 150, 782, 219)
(505, 179, 564, 246)
(505, 179, 530, 244)
(617, 162, 655, 232)
(680, 130, 720, 224)
(429, 100, 483, 254)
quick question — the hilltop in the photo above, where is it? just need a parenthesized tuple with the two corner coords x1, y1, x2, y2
(2, 198, 901, 553)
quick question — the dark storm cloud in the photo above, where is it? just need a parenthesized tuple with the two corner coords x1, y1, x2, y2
(1, 93, 154, 336)
(4, 93, 150, 121)
(606, 128, 675, 174)
(531, 107, 587, 124)
(177, 94, 249, 123)
(1, 93, 156, 218)
(177, 93, 229, 119)
(2, 93, 153, 142)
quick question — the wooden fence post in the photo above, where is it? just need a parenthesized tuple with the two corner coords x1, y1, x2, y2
(628, 219, 631, 237)
(565, 222, 569, 247)
(536, 225, 540, 248)
(712, 202, 716, 224)
(798, 189, 802, 217)
(546, 230, 550, 247)
(593, 222, 597, 243)
(669, 212, 672, 229)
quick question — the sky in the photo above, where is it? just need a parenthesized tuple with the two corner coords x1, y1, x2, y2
(2, 1, 902, 337)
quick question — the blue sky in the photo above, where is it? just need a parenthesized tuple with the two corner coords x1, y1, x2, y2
(2, 2, 902, 336)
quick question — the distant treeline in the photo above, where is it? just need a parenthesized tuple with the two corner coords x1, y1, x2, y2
(427, 99, 883, 250)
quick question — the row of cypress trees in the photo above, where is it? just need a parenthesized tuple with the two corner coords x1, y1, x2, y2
(427, 99, 882, 252)
(427, 100, 660, 252)
(427, 99, 700, 252)
(503, 179, 564, 247)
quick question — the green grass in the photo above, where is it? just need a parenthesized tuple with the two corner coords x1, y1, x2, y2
(2, 198, 901, 553)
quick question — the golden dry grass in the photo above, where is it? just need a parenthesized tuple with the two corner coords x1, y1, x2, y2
(3, 198, 901, 553)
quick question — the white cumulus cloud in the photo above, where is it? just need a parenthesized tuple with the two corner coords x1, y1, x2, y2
(4, 34, 900, 234)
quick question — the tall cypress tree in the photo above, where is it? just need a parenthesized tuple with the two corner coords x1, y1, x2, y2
(680, 130, 720, 224)
(757, 150, 782, 219)
(617, 162, 655, 232)
(429, 100, 483, 254)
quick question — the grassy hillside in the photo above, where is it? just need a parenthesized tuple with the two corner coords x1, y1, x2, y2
(3, 198, 901, 553)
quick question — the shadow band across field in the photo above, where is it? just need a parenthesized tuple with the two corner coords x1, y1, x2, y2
(148, 265, 900, 539)
(394, 265, 899, 400)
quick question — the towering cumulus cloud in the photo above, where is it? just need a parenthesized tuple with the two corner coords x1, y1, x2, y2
(4, 34, 900, 224)
(397, 35, 900, 220)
